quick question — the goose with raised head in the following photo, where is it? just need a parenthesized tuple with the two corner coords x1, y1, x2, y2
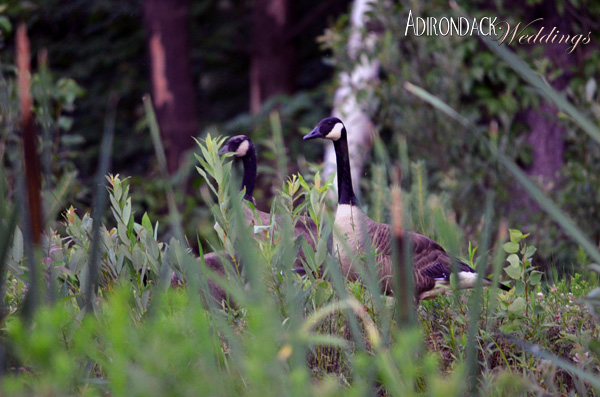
(304, 117, 508, 300)
(218, 135, 319, 272)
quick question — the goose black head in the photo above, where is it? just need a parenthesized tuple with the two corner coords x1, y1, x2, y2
(303, 117, 346, 141)
(218, 135, 253, 158)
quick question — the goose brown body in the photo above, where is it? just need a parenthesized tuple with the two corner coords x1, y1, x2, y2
(333, 204, 477, 300)
(305, 117, 499, 301)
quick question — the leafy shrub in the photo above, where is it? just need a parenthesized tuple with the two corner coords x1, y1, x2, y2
(1, 135, 600, 395)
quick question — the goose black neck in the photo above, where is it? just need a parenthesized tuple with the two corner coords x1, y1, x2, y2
(334, 136, 358, 206)
(241, 145, 257, 203)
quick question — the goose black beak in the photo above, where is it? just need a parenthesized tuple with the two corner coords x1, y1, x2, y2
(303, 127, 322, 141)
(217, 146, 228, 156)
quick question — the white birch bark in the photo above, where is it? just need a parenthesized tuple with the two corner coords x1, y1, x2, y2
(323, 0, 379, 199)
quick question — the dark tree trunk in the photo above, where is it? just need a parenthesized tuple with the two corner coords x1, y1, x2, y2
(250, 0, 295, 114)
(144, 0, 198, 173)
(16, 23, 42, 245)
(507, 0, 576, 218)
(522, 3, 573, 183)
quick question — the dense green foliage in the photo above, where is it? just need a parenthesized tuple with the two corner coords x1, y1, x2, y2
(2, 0, 600, 394)
(321, 0, 600, 269)
(3, 1, 600, 270)
(1, 136, 600, 395)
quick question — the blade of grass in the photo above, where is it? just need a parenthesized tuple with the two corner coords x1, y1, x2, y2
(326, 223, 367, 351)
(269, 111, 288, 184)
(404, 83, 600, 265)
(142, 94, 184, 241)
(486, 221, 509, 328)
(515, 338, 600, 389)
(448, 1, 600, 145)
(16, 164, 37, 322)
(36, 50, 55, 199)
(85, 94, 117, 314)
(465, 193, 494, 394)
(479, 34, 600, 146)
(391, 168, 415, 327)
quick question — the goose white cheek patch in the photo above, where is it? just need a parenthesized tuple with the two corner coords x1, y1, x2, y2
(234, 140, 250, 157)
(326, 123, 344, 141)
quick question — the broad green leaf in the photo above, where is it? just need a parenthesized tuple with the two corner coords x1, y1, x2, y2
(524, 246, 537, 259)
(529, 271, 542, 286)
(122, 198, 132, 222)
(589, 339, 600, 360)
(314, 280, 333, 307)
(502, 242, 519, 253)
(509, 229, 523, 242)
(514, 279, 525, 295)
(300, 239, 316, 274)
(141, 212, 153, 235)
(504, 264, 522, 280)
(109, 194, 121, 216)
(117, 222, 129, 246)
(508, 297, 526, 314)
(0, 16, 12, 33)
(506, 253, 520, 267)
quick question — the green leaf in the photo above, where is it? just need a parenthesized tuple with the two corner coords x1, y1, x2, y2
(514, 279, 525, 295)
(117, 222, 129, 245)
(508, 297, 526, 314)
(589, 339, 600, 360)
(11, 227, 23, 264)
(57, 116, 74, 131)
(533, 304, 544, 315)
(500, 322, 520, 333)
(314, 280, 333, 307)
(196, 166, 207, 179)
(502, 241, 519, 253)
(0, 16, 12, 33)
(300, 239, 316, 274)
(122, 198, 132, 222)
(404, 81, 600, 265)
(504, 264, 522, 280)
(509, 229, 523, 242)
(109, 194, 121, 216)
(141, 212, 153, 236)
(529, 271, 542, 286)
(524, 246, 537, 259)
(506, 253, 520, 267)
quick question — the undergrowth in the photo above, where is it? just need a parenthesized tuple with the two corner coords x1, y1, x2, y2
(1, 135, 599, 396)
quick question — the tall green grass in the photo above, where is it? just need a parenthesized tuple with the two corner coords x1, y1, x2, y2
(404, 23, 600, 391)
(1, 28, 600, 395)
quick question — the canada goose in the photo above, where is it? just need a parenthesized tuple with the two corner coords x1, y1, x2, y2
(218, 135, 269, 226)
(218, 135, 319, 273)
(304, 117, 508, 300)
